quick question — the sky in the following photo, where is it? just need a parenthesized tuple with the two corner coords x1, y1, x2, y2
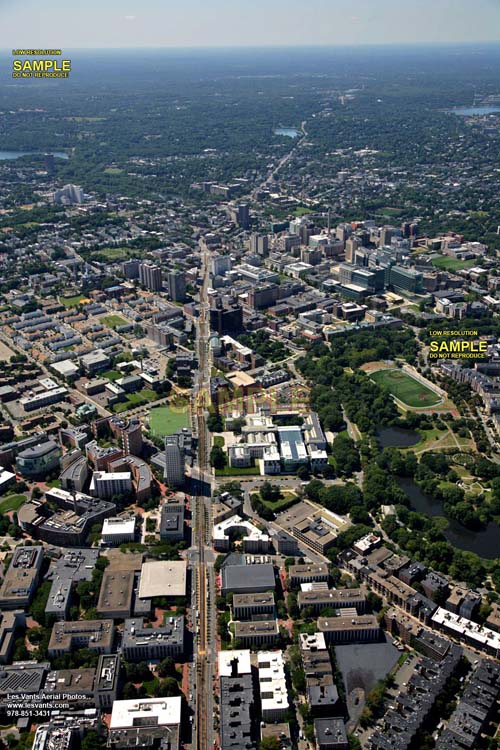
(2, 0, 500, 49)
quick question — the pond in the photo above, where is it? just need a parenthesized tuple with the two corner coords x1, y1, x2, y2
(397, 477, 500, 559)
(274, 127, 300, 138)
(377, 426, 420, 449)
(0, 150, 69, 160)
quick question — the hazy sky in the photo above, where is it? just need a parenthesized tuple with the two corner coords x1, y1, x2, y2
(2, 0, 500, 48)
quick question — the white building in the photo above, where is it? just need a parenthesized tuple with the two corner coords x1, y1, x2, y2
(213, 515, 270, 553)
(90, 471, 132, 499)
(257, 650, 290, 722)
(101, 517, 136, 545)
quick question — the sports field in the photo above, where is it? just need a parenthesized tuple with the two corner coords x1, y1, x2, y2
(371, 369, 441, 408)
(149, 404, 190, 436)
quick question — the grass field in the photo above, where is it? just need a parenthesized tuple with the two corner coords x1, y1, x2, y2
(259, 490, 299, 512)
(0, 495, 27, 513)
(101, 314, 128, 329)
(149, 404, 190, 436)
(60, 294, 86, 308)
(431, 257, 477, 272)
(102, 369, 121, 381)
(371, 369, 441, 408)
(215, 465, 261, 477)
(113, 389, 159, 414)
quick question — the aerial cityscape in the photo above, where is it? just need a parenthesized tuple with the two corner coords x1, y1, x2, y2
(2, 12, 500, 750)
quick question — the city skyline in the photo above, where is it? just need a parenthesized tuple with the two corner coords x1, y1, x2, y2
(2, 0, 500, 48)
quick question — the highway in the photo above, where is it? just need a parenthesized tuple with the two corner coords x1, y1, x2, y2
(190, 237, 216, 750)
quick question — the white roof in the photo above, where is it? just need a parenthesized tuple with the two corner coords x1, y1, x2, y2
(138, 560, 186, 599)
(218, 649, 252, 677)
(213, 514, 269, 544)
(102, 517, 135, 535)
(257, 650, 289, 713)
(50, 359, 79, 376)
(432, 607, 500, 652)
(110, 697, 182, 729)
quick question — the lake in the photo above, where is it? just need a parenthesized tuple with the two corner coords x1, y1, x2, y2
(377, 426, 421, 449)
(0, 150, 69, 161)
(397, 477, 500, 559)
(274, 127, 300, 138)
(448, 106, 500, 116)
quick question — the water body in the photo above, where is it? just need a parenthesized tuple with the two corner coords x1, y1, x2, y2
(449, 106, 500, 116)
(274, 127, 300, 138)
(397, 477, 500, 559)
(0, 150, 69, 161)
(377, 426, 420, 449)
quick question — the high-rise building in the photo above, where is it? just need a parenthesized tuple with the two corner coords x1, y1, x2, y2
(249, 233, 269, 256)
(139, 263, 163, 292)
(53, 184, 84, 205)
(345, 237, 360, 264)
(164, 437, 184, 487)
(168, 270, 186, 302)
(210, 253, 232, 276)
(122, 259, 140, 280)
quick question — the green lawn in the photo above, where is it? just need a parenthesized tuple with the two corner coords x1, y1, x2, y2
(215, 465, 261, 477)
(149, 404, 190, 436)
(431, 257, 478, 272)
(103, 369, 121, 381)
(371, 369, 441, 408)
(101, 314, 129, 329)
(113, 389, 160, 414)
(0, 495, 27, 513)
(60, 294, 85, 308)
(260, 490, 299, 512)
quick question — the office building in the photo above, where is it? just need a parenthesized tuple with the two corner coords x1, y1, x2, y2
(233, 593, 276, 621)
(89, 471, 132, 499)
(122, 617, 184, 661)
(16, 440, 61, 477)
(234, 620, 279, 647)
(138, 560, 187, 599)
(289, 564, 330, 587)
(314, 719, 348, 750)
(48, 620, 115, 657)
(109, 417, 143, 456)
(46, 549, 99, 620)
(318, 615, 381, 644)
(101, 517, 136, 545)
(109, 697, 181, 750)
(0, 546, 43, 609)
(221, 563, 276, 595)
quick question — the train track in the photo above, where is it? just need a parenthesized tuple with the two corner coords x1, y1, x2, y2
(192, 239, 212, 750)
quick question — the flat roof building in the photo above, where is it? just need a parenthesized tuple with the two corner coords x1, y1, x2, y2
(138, 560, 187, 599)
(318, 615, 381, 644)
(221, 563, 276, 595)
(109, 697, 181, 750)
(0, 546, 43, 610)
(48, 620, 114, 657)
(257, 651, 289, 722)
(122, 617, 184, 661)
(101, 517, 136, 545)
